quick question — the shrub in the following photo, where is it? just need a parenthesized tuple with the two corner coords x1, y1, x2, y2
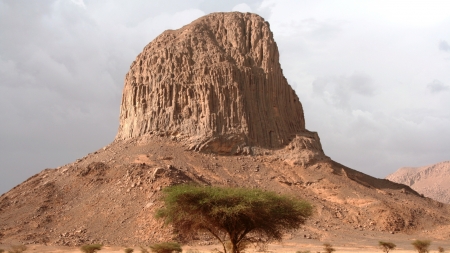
(323, 243, 336, 253)
(412, 240, 431, 253)
(438, 247, 445, 253)
(379, 241, 396, 253)
(0, 249, 5, 253)
(8, 245, 27, 253)
(80, 244, 103, 253)
(149, 242, 182, 253)
(140, 247, 149, 253)
(124, 248, 134, 253)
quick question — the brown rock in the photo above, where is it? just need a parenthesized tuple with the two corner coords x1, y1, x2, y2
(1, 12, 450, 247)
(116, 12, 310, 154)
(386, 161, 450, 203)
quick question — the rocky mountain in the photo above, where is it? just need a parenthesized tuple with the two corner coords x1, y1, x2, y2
(386, 161, 450, 204)
(117, 12, 320, 157)
(1, 12, 449, 247)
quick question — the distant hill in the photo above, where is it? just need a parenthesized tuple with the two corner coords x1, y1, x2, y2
(386, 161, 450, 203)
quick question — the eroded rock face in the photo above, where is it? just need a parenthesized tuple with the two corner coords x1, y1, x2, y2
(116, 12, 311, 154)
(386, 161, 450, 203)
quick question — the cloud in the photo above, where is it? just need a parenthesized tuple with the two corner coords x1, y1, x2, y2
(232, 3, 252, 13)
(439, 40, 450, 52)
(312, 72, 374, 109)
(1, 0, 450, 195)
(427, 79, 449, 93)
(70, 0, 86, 9)
(299, 18, 343, 41)
(0, 0, 213, 194)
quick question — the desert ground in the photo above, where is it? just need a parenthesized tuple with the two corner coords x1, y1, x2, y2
(2, 12, 449, 253)
(2, 231, 449, 253)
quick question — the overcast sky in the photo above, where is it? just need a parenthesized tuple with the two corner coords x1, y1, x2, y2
(1, 0, 449, 194)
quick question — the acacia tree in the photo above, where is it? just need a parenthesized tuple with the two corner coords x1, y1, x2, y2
(412, 240, 431, 253)
(379, 241, 396, 253)
(156, 184, 313, 253)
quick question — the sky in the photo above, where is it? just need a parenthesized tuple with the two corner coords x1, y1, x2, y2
(1, 0, 449, 194)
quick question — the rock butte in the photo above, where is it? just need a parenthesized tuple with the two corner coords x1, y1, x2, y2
(1, 12, 450, 246)
(116, 12, 323, 157)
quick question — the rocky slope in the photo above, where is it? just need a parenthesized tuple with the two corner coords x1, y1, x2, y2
(1, 12, 450, 247)
(1, 136, 449, 246)
(386, 161, 450, 204)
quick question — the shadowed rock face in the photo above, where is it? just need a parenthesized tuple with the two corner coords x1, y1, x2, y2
(116, 12, 307, 153)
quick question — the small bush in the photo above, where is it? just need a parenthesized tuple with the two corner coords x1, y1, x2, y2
(438, 247, 445, 253)
(323, 243, 336, 253)
(80, 244, 103, 253)
(124, 248, 134, 253)
(8, 245, 27, 253)
(379, 241, 396, 253)
(0, 249, 5, 253)
(149, 242, 182, 253)
(140, 247, 149, 253)
(412, 240, 431, 253)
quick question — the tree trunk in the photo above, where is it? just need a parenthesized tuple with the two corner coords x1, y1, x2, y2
(231, 242, 238, 253)
(230, 237, 240, 253)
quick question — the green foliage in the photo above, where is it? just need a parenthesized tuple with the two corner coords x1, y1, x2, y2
(438, 247, 445, 253)
(124, 248, 134, 253)
(379, 241, 396, 253)
(7, 245, 27, 253)
(412, 240, 431, 253)
(157, 184, 313, 253)
(80, 244, 103, 253)
(323, 243, 336, 253)
(149, 242, 182, 253)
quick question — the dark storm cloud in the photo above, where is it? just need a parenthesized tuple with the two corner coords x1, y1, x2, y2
(439, 40, 450, 52)
(427, 79, 449, 93)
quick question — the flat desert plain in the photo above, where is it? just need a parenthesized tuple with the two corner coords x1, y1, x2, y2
(2, 231, 449, 253)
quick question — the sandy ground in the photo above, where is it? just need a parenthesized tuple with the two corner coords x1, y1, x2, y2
(2, 235, 449, 253)
(0, 244, 442, 253)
